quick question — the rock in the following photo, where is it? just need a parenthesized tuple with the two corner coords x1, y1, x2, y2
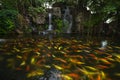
(33, 13, 46, 24)
(40, 68, 62, 80)
(15, 29, 23, 34)
(52, 7, 61, 18)
(75, 13, 85, 33)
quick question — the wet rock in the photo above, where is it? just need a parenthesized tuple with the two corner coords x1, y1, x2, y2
(33, 13, 46, 24)
(31, 68, 62, 80)
(52, 7, 61, 18)
(75, 13, 84, 33)
(15, 29, 23, 34)
(39, 68, 62, 80)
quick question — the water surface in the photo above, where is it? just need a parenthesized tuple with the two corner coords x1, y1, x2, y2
(0, 34, 120, 80)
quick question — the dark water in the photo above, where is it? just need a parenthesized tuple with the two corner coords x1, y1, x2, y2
(0, 34, 120, 80)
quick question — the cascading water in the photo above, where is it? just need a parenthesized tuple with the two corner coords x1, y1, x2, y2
(63, 6, 73, 33)
(42, 13, 54, 35)
(48, 13, 53, 31)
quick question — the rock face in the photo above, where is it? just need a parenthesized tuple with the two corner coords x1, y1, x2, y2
(33, 13, 46, 25)
(75, 8, 91, 34)
(28, 7, 62, 33)
(52, 7, 61, 18)
(31, 7, 61, 25)
(75, 13, 85, 34)
(15, 14, 29, 34)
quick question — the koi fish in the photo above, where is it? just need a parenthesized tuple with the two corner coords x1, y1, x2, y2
(84, 66, 98, 71)
(99, 58, 111, 64)
(78, 67, 99, 75)
(61, 64, 70, 69)
(96, 65, 109, 69)
(67, 73, 80, 79)
(31, 57, 36, 64)
(53, 64, 63, 70)
(27, 70, 44, 78)
(16, 67, 22, 70)
(70, 59, 84, 65)
(115, 73, 120, 76)
(62, 75, 72, 80)
(113, 54, 120, 59)
(54, 58, 67, 63)
(88, 54, 98, 60)
(20, 61, 26, 66)
(26, 65, 30, 71)
(65, 55, 83, 59)
(96, 74, 101, 80)
(100, 71, 106, 79)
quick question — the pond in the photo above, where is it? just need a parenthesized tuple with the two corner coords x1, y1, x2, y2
(0, 34, 120, 80)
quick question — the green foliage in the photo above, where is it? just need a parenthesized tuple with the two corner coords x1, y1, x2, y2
(28, 7, 46, 16)
(54, 18, 63, 33)
(83, 14, 102, 27)
(0, 10, 18, 34)
(103, 4, 116, 13)
(87, 0, 120, 20)
(1, 0, 120, 34)
(0, 9, 18, 19)
(1, 0, 17, 10)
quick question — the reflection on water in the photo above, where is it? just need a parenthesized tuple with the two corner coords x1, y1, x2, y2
(0, 34, 120, 80)
(0, 39, 7, 42)
(101, 40, 107, 48)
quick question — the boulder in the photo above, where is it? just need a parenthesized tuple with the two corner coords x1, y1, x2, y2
(52, 7, 61, 18)
(33, 13, 46, 24)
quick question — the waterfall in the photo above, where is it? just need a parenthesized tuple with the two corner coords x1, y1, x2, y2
(48, 13, 53, 31)
(63, 6, 72, 33)
(41, 12, 54, 35)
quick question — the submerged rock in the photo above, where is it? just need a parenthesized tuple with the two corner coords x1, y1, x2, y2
(30, 67, 62, 80)
(39, 68, 62, 80)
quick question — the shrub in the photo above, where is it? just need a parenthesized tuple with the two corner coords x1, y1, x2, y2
(0, 9, 18, 34)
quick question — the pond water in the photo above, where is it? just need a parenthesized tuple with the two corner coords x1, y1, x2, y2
(0, 34, 120, 80)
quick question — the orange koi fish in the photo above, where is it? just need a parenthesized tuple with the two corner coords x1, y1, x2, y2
(96, 75, 101, 80)
(88, 54, 98, 60)
(96, 65, 109, 69)
(54, 58, 67, 63)
(26, 65, 30, 71)
(99, 58, 111, 64)
(67, 73, 80, 79)
(70, 58, 84, 65)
